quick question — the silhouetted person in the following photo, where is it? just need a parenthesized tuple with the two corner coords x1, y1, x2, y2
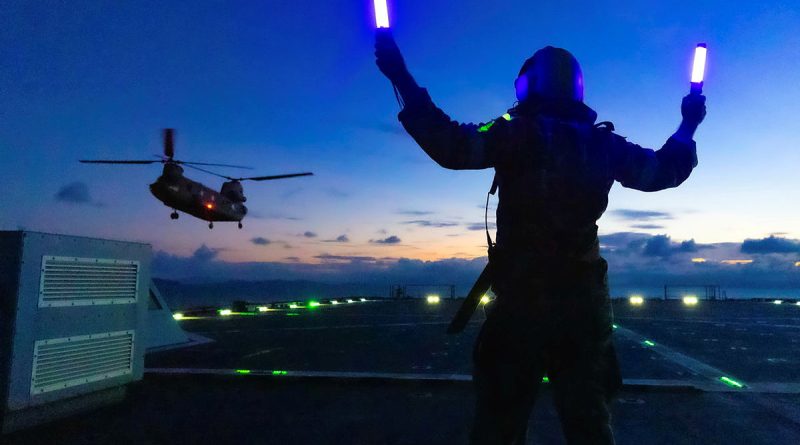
(376, 30, 705, 445)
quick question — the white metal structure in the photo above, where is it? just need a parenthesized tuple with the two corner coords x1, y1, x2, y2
(0, 231, 151, 433)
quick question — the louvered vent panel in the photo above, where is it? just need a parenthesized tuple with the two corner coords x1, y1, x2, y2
(39, 256, 139, 307)
(31, 330, 135, 395)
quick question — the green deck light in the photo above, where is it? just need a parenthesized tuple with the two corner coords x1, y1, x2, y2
(173, 312, 184, 320)
(612, 324, 618, 329)
(219, 309, 232, 316)
(502, 113, 512, 121)
(272, 370, 288, 376)
(257, 306, 268, 312)
(286, 312, 299, 316)
(643, 340, 655, 347)
(235, 369, 251, 375)
(480, 295, 491, 304)
(289, 303, 299, 309)
(308, 300, 321, 308)
(719, 376, 744, 388)
(542, 376, 549, 383)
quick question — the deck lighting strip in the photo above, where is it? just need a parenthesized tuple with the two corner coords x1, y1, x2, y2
(719, 376, 745, 388)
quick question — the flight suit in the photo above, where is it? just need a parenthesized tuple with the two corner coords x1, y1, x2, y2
(397, 88, 697, 445)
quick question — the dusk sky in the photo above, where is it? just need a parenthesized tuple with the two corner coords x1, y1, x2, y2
(2, 1, 799, 289)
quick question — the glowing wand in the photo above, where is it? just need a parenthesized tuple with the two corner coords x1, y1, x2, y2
(690, 43, 707, 94)
(374, 0, 390, 28)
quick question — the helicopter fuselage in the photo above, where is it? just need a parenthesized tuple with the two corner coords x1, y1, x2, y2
(80, 129, 311, 228)
(149, 164, 247, 223)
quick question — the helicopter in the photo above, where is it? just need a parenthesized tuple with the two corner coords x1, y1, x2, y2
(80, 129, 313, 229)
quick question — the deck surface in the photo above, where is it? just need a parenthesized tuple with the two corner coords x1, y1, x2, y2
(6, 299, 800, 444)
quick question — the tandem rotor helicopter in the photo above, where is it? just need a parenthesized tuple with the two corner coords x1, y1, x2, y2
(81, 129, 313, 229)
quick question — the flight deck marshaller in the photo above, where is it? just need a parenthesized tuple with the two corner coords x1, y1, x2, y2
(374, 15, 707, 444)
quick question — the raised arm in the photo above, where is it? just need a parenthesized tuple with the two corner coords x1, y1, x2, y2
(375, 30, 501, 170)
(611, 94, 706, 191)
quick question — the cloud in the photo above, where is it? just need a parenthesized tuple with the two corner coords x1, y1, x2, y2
(302, 231, 317, 238)
(611, 209, 672, 220)
(642, 236, 703, 257)
(152, 235, 800, 299)
(54, 181, 103, 206)
(371, 235, 401, 244)
(630, 224, 665, 230)
(322, 234, 350, 243)
(643, 235, 673, 257)
(599, 232, 663, 256)
(251, 237, 271, 246)
(741, 236, 800, 254)
(192, 244, 221, 262)
(467, 222, 497, 231)
(678, 239, 699, 252)
(402, 220, 459, 228)
(397, 210, 434, 216)
(315, 254, 380, 263)
(152, 249, 487, 294)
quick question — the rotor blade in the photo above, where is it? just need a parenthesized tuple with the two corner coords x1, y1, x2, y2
(177, 161, 253, 170)
(182, 163, 234, 180)
(80, 160, 158, 164)
(163, 129, 175, 159)
(239, 172, 314, 181)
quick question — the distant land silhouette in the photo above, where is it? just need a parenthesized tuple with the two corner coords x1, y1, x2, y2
(154, 278, 800, 309)
(154, 278, 392, 308)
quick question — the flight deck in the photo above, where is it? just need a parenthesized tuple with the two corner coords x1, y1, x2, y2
(6, 298, 800, 444)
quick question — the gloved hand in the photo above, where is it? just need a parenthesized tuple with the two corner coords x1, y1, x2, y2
(375, 29, 410, 84)
(681, 93, 707, 127)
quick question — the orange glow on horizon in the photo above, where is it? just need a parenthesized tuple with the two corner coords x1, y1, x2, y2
(691, 258, 707, 263)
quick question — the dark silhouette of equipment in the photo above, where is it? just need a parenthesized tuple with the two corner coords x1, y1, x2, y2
(390, 284, 455, 300)
(80, 129, 313, 229)
(663, 284, 722, 300)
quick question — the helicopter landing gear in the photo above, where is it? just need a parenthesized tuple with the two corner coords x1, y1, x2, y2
(238, 222, 243, 229)
(170, 211, 179, 220)
(208, 222, 214, 229)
